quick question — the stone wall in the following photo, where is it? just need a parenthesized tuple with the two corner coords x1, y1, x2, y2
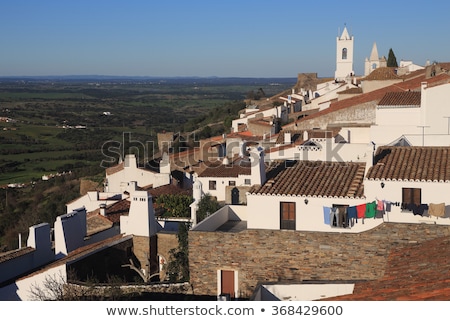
(290, 101, 377, 131)
(133, 235, 158, 277)
(189, 222, 450, 298)
(156, 232, 178, 280)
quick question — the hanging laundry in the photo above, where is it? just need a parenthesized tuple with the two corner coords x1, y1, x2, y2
(384, 201, 392, 212)
(428, 203, 445, 218)
(338, 207, 348, 228)
(323, 206, 331, 224)
(347, 206, 357, 220)
(365, 201, 377, 218)
(356, 203, 366, 219)
(330, 207, 339, 227)
(376, 200, 385, 218)
(347, 206, 357, 227)
(411, 204, 428, 216)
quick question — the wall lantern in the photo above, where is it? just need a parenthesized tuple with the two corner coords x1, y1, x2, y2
(304, 199, 309, 205)
(381, 182, 385, 188)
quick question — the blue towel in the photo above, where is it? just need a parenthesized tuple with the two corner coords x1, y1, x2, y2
(323, 206, 331, 225)
(347, 206, 357, 219)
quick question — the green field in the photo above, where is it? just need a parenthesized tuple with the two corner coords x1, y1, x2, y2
(0, 76, 296, 250)
(0, 77, 295, 186)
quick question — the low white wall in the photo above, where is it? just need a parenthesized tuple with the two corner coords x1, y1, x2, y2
(260, 283, 355, 301)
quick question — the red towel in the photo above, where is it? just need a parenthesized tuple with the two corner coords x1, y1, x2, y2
(356, 203, 366, 218)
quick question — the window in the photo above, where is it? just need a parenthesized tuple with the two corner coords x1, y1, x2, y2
(209, 180, 217, 190)
(280, 202, 296, 230)
(229, 180, 236, 186)
(331, 204, 349, 228)
(402, 187, 421, 208)
(244, 179, 251, 185)
(342, 48, 347, 60)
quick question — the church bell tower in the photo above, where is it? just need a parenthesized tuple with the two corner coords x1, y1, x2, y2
(335, 25, 354, 82)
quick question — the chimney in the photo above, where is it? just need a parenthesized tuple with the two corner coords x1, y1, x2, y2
(421, 82, 427, 91)
(284, 131, 292, 144)
(250, 146, 266, 186)
(100, 203, 106, 216)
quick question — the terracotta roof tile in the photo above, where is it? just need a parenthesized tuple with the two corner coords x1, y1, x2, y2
(249, 160, 365, 198)
(325, 236, 450, 300)
(17, 234, 131, 281)
(0, 247, 35, 264)
(105, 162, 124, 175)
(198, 161, 252, 178)
(378, 91, 421, 107)
(86, 214, 114, 236)
(338, 87, 363, 94)
(362, 67, 402, 81)
(87, 198, 131, 224)
(296, 72, 450, 125)
(366, 146, 450, 181)
(143, 184, 192, 198)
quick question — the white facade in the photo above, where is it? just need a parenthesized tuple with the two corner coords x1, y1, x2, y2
(364, 179, 450, 226)
(231, 105, 288, 133)
(253, 283, 355, 301)
(371, 82, 450, 146)
(335, 26, 354, 81)
(197, 173, 252, 202)
(397, 60, 424, 75)
(105, 154, 170, 193)
(66, 190, 123, 213)
(364, 42, 386, 76)
(246, 194, 384, 233)
(267, 137, 373, 163)
(120, 190, 159, 237)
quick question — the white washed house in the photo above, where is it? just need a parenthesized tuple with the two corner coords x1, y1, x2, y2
(371, 81, 450, 146)
(105, 154, 170, 193)
(365, 146, 450, 225)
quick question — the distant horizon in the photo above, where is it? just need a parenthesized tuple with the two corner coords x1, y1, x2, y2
(0, 74, 303, 80)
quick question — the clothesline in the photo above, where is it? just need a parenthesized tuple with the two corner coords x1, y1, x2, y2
(323, 200, 446, 228)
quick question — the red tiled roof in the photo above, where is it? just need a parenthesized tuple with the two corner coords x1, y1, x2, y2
(362, 67, 402, 81)
(0, 247, 35, 264)
(105, 162, 124, 175)
(366, 146, 450, 182)
(17, 234, 131, 281)
(338, 87, 363, 94)
(378, 91, 421, 106)
(249, 160, 365, 198)
(86, 213, 114, 236)
(326, 235, 450, 300)
(88, 198, 131, 224)
(198, 161, 252, 178)
(296, 72, 450, 125)
(143, 184, 192, 198)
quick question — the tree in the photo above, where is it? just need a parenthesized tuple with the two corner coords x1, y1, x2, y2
(155, 194, 193, 218)
(196, 193, 221, 223)
(387, 48, 398, 67)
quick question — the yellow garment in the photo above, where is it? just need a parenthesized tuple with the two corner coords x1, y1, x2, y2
(428, 203, 445, 217)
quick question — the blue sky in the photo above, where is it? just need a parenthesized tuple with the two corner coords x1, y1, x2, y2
(1, 0, 449, 78)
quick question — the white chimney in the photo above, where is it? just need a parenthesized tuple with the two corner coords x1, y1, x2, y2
(100, 203, 106, 216)
(284, 132, 292, 144)
(249, 146, 266, 186)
